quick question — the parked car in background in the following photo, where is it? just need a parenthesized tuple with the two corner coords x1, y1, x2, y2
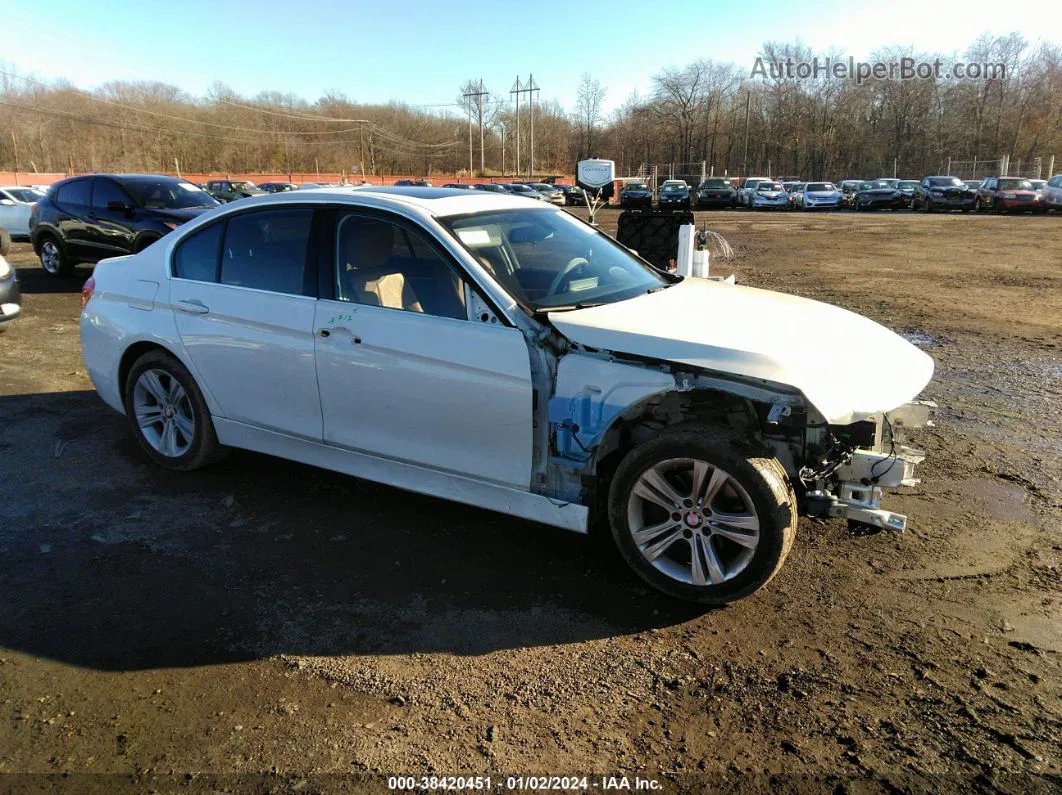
(295, 183, 322, 190)
(619, 181, 653, 208)
(794, 182, 842, 209)
(852, 180, 907, 211)
(694, 177, 737, 208)
(472, 183, 511, 194)
(30, 174, 219, 277)
(782, 182, 806, 207)
(527, 183, 566, 205)
(395, 179, 433, 187)
(974, 177, 1045, 214)
(963, 180, 983, 191)
(896, 180, 919, 207)
(749, 181, 789, 210)
(0, 185, 46, 238)
(875, 178, 900, 189)
(912, 176, 976, 213)
(258, 182, 299, 193)
(1044, 174, 1062, 211)
(503, 183, 545, 200)
(838, 180, 862, 209)
(0, 228, 20, 328)
(737, 177, 771, 207)
(79, 186, 934, 604)
(441, 183, 476, 190)
(657, 180, 691, 209)
(205, 180, 264, 203)
(1027, 179, 1046, 196)
(559, 185, 587, 206)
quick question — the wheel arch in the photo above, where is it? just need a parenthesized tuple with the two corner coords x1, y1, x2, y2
(585, 386, 769, 526)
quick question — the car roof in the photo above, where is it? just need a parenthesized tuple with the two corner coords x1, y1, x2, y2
(208, 185, 545, 217)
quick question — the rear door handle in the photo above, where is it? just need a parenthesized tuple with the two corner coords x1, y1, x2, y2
(175, 299, 209, 315)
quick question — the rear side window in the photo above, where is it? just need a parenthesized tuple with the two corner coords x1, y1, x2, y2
(55, 180, 91, 206)
(173, 222, 223, 282)
(221, 209, 314, 295)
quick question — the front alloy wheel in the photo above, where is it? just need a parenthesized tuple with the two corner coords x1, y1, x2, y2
(40, 238, 72, 277)
(608, 429, 796, 604)
(627, 458, 760, 586)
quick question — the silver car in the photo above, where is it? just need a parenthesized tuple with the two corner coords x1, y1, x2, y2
(795, 182, 842, 209)
(0, 185, 47, 238)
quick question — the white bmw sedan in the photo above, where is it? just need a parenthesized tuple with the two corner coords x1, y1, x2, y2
(81, 187, 934, 604)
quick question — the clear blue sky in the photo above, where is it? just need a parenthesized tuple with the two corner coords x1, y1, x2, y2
(2, 0, 1057, 115)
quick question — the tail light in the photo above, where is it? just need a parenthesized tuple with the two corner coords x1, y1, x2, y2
(81, 276, 95, 309)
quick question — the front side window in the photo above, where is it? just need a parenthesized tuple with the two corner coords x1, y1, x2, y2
(221, 209, 314, 295)
(335, 214, 467, 320)
(442, 208, 669, 312)
(91, 179, 131, 209)
(126, 180, 218, 210)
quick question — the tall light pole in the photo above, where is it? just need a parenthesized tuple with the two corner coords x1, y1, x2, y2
(510, 76, 522, 176)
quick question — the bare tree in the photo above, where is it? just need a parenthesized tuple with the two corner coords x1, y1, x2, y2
(575, 73, 605, 158)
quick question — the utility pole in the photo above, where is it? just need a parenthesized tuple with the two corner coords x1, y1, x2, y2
(510, 76, 522, 176)
(527, 74, 539, 178)
(463, 80, 489, 176)
(742, 90, 751, 175)
(11, 130, 20, 185)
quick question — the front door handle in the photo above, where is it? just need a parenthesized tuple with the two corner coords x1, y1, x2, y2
(175, 299, 209, 315)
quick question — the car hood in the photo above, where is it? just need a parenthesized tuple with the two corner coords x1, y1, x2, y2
(548, 278, 934, 424)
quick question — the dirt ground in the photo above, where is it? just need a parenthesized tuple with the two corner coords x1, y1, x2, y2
(0, 209, 1059, 794)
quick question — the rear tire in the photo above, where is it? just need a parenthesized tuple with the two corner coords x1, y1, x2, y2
(123, 349, 228, 472)
(39, 234, 74, 277)
(607, 427, 797, 604)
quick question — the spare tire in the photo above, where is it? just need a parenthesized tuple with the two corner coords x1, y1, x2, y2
(0, 227, 10, 257)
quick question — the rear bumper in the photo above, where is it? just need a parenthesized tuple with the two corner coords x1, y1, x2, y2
(0, 275, 20, 324)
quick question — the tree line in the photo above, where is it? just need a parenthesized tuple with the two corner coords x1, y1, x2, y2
(1, 32, 1059, 181)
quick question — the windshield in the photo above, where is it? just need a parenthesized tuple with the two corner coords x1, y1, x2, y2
(898, 181, 919, 190)
(928, 177, 964, 187)
(998, 178, 1033, 190)
(126, 181, 219, 210)
(701, 179, 730, 188)
(230, 181, 260, 192)
(806, 183, 834, 192)
(625, 183, 648, 190)
(759, 183, 783, 191)
(442, 208, 669, 312)
(783, 183, 804, 192)
(5, 188, 44, 202)
(661, 183, 686, 193)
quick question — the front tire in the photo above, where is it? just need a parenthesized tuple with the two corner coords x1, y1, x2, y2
(123, 350, 227, 471)
(607, 428, 797, 604)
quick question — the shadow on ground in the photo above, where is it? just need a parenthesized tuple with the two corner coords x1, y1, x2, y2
(0, 390, 704, 673)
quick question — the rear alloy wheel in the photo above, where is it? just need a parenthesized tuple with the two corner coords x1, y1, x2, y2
(124, 350, 227, 471)
(608, 428, 796, 604)
(39, 236, 73, 277)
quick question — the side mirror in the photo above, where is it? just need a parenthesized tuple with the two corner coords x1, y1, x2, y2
(107, 201, 132, 212)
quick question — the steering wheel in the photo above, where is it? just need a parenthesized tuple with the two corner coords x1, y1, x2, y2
(546, 257, 589, 298)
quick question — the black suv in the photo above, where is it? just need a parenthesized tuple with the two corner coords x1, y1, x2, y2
(30, 174, 219, 277)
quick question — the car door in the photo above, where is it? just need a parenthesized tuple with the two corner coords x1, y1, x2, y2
(0, 189, 28, 236)
(169, 206, 323, 441)
(52, 179, 95, 258)
(314, 210, 534, 489)
(86, 178, 138, 256)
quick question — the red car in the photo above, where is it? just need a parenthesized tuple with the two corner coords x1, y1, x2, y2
(975, 177, 1045, 214)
